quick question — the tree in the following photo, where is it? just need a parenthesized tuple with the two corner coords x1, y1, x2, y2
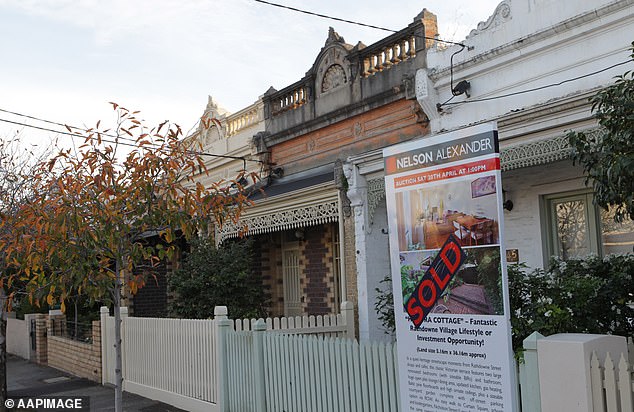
(567, 41, 634, 223)
(168, 237, 268, 319)
(2, 105, 252, 412)
(0, 136, 52, 410)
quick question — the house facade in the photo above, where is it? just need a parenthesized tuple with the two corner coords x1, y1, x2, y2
(346, 0, 634, 339)
(155, 0, 632, 339)
(209, 11, 438, 331)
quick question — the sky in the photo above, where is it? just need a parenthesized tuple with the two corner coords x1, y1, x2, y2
(0, 0, 502, 146)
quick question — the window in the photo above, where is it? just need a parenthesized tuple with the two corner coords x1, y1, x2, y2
(543, 191, 634, 262)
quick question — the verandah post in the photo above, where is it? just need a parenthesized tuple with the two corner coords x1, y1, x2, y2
(214, 306, 231, 412)
(253, 319, 267, 412)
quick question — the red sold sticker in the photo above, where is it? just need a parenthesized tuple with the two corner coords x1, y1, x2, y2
(405, 234, 466, 328)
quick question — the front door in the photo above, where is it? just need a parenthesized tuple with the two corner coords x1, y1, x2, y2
(282, 242, 302, 317)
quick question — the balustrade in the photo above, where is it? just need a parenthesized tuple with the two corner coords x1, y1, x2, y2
(224, 105, 262, 137)
(362, 34, 416, 77)
(272, 85, 307, 115)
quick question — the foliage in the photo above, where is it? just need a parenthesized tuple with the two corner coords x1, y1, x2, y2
(374, 275, 395, 337)
(168, 238, 267, 319)
(509, 255, 634, 352)
(567, 41, 634, 223)
(3, 105, 252, 311)
(377, 254, 633, 350)
(0, 104, 253, 411)
(0, 136, 54, 404)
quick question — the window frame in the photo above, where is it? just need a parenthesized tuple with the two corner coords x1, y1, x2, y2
(540, 189, 602, 265)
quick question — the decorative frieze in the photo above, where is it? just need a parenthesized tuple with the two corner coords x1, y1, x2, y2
(500, 133, 573, 171)
(218, 200, 339, 242)
(367, 178, 386, 224)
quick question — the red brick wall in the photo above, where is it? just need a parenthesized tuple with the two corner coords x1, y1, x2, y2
(301, 224, 338, 315)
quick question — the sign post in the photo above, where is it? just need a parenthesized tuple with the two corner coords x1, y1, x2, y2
(383, 123, 518, 412)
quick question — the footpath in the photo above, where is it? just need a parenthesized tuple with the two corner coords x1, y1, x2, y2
(7, 355, 186, 412)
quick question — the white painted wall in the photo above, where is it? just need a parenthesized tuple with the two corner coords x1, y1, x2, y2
(363, 200, 393, 343)
(418, 0, 634, 270)
(426, 0, 633, 137)
(501, 160, 586, 268)
(7, 316, 30, 360)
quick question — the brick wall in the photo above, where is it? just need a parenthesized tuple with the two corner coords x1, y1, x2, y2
(47, 320, 102, 383)
(34, 314, 48, 365)
(257, 233, 284, 317)
(302, 224, 336, 315)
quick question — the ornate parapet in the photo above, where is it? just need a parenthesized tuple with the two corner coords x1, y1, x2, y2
(467, 1, 512, 39)
(267, 79, 310, 116)
(225, 102, 263, 137)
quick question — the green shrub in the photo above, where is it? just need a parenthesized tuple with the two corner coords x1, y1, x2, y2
(168, 238, 268, 319)
(375, 254, 634, 350)
(510, 254, 634, 351)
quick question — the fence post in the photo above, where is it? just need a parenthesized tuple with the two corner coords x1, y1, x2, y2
(215, 306, 231, 412)
(253, 319, 267, 412)
(341, 301, 355, 339)
(519, 331, 543, 412)
(100, 306, 109, 385)
(537, 333, 627, 412)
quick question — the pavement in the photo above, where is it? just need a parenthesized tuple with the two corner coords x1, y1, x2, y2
(7, 355, 187, 412)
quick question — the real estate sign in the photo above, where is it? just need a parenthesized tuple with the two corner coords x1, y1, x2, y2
(383, 123, 517, 412)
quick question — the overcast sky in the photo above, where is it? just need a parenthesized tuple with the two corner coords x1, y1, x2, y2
(0, 0, 501, 145)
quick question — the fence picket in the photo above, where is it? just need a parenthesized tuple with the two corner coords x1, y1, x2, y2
(618, 353, 634, 411)
(317, 336, 327, 412)
(267, 335, 279, 411)
(371, 343, 381, 412)
(378, 343, 390, 411)
(603, 353, 618, 412)
(360, 342, 371, 412)
(617, 354, 633, 412)
(591, 351, 605, 412)
(386, 341, 398, 410)
(350, 340, 362, 412)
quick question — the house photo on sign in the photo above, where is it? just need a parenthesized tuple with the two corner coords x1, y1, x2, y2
(384, 123, 518, 412)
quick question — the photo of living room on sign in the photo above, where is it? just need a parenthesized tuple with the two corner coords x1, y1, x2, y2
(395, 175, 500, 251)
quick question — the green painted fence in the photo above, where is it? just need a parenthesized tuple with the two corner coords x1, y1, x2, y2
(220, 318, 400, 412)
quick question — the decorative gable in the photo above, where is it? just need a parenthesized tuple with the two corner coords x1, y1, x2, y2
(315, 28, 353, 97)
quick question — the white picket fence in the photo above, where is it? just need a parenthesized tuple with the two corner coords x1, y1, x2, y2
(101, 302, 356, 412)
(590, 351, 634, 412)
(221, 319, 399, 412)
(232, 301, 354, 337)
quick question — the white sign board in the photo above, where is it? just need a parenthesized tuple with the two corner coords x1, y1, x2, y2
(383, 123, 517, 412)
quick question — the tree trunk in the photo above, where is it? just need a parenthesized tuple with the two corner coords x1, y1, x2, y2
(114, 262, 123, 412)
(0, 289, 7, 412)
